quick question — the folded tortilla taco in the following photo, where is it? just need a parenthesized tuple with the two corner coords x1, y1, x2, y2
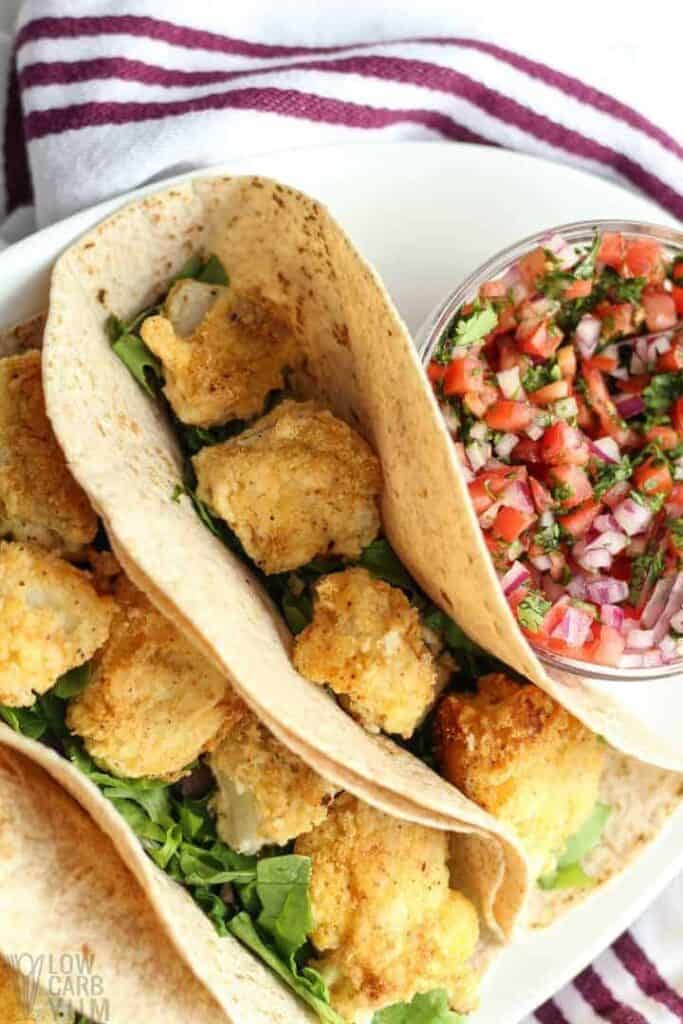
(0, 330, 510, 1023)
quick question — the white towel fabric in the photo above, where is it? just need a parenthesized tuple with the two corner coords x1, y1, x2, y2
(0, 3, 681, 1022)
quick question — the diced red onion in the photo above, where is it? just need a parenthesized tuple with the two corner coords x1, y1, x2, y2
(479, 501, 501, 529)
(659, 635, 678, 661)
(619, 653, 645, 668)
(600, 604, 624, 630)
(643, 650, 664, 668)
(590, 436, 620, 464)
(539, 509, 555, 528)
(625, 628, 656, 649)
(585, 530, 629, 555)
(652, 572, 683, 643)
(496, 366, 522, 399)
(545, 233, 578, 269)
(586, 577, 628, 604)
(613, 498, 652, 536)
(635, 336, 649, 364)
(501, 561, 531, 596)
(466, 441, 491, 472)
(670, 610, 683, 634)
(594, 513, 620, 534)
(530, 554, 552, 572)
(641, 577, 675, 629)
(575, 315, 601, 358)
(501, 265, 522, 289)
(604, 481, 631, 508)
(567, 575, 588, 600)
(525, 422, 545, 441)
(551, 606, 594, 647)
(610, 366, 629, 381)
(630, 353, 646, 375)
(470, 421, 489, 442)
(495, 432, 520, 460)
(501, 480, 534, 513)
(454, 443, 474, 482)
(576, 547, 613, 571)
(650, 333, 672, 360)
(614, 394, 645, 418)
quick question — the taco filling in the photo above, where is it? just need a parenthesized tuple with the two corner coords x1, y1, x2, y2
(0, 344, 483, 1024)
(426, 232, 683, 671)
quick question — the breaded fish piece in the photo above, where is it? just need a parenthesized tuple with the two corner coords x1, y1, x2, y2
(210, 708, 339, 854)
(0, 352, 97, 555)
(193, 401, 382, 574)
(295, 794, 480, 1020)
(67, 576, 242, 780)
(0, 541, 114, 707)
(140, 282, 295, 426)
(293, 567, 437, 738)
(435, 673, 606, 878)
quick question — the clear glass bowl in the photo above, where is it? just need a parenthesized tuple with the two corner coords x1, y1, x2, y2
(416, 219, 683, 682)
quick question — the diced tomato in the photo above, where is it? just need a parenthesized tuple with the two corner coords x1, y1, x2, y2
(492, 506, 536, 543)
(599, 232, 626, 269)
(540, 422, 590, 466)
(485, 399, 536, 432)
(548, 465, 593, 509)
(468, 478, 494, 515)
(603, 481, 631, 508)
(584, 354, 618, 373)
(616, 373, 650, 395)
(656, 345, 683, 373)
(463, 383, 498, 418)
(512, 438, 541, 464)
(539, 597, 570, 637)
(583, 366, 630, 443)
(576, 394, 598, 432)
(529, 379, 571, 406)
(548, 550, 567, 581)
(558, 499, 601, 538)
(632, 457, 673, 496)
(489, 305, 518, 339)
(642, 289, 677, 332)
(529, 476, 553, 512)
(583, 623, 625, 667)
(673, 263, 683, 315)
(443, 356, 484, 396)
(427, 362, 446, 383)
(595, 301, 633, 337)
(673, 397, 683, 436)
(480, 279, 508, 299)
(562, 278, 592, 300)
(557, 345, 577, 381)
(518, 247, 547, 288)
(645, 425, 679, 450)
(516, 318, 562, 359)
(624, 238, 663, 282)
(497, 335, 524, 370)
(611, 554, 632, 582)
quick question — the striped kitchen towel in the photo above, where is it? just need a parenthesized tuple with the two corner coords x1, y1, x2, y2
(0, 4, 682, 1023)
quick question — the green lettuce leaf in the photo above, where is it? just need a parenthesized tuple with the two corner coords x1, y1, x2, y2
(111, 334, 162, 396)
(229, 913, 344, 1024)
(178, 841, 256, 886)
(256, 855, 314, 959)
(373, 989, 466, 1024)
(359, 538, 415, 591)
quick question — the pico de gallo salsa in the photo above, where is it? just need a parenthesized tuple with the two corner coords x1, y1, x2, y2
(428, 229, 683, 670)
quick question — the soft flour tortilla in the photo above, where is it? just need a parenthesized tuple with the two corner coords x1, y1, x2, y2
(529, 748, 683, 928)
(43, 175, 529, 940)
(0, 736, 310, 1024)
(42, 177, 683, 775)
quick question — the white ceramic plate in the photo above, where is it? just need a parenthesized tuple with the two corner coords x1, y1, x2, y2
(2, 141, 681, 1024)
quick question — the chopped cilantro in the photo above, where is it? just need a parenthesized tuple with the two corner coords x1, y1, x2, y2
(537, 270, 575, 300)
(592, 456, 632, 498)
(522, 361, 560, 393)
(534, 521, 561, 552)
(669, 518, 683, 550)
(551, 483, 572, 503)
(629, 548, 665, 604)
(643, 372, 683, 417)
(609, 271, 646, 304)
(433, 302, 498, 362)
(516, 591, 551, 632)
(630, 488, 665, 512)
(574, 232, 601, 280)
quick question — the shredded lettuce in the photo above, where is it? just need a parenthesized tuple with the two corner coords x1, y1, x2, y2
(111, 334, 162, 397)
(374, 990, 467, 1024)
(538, 802, 612, 890)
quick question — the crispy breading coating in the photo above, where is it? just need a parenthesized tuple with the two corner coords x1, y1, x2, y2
(0, 541, 114, 707)
(210, 708, 339, 854)
(67, 576, 242, 780)
(435, 673, 606, 878)
(0, 352, 97, 555)
(193, 401, 382, 574)
(293, 567, 437, 738)
(295, 794, 480, 1019)
(140, 282, 296, 426)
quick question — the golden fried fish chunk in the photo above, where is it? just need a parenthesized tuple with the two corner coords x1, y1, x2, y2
(193, 401, 382, 574)
(0, 352, 97, 556)
(0, 541, 114, 707)
(435, 673, 606, 879)
(140, 282, 295, 427)
(67, 576, 242, 780)
(210, 708, 339, 854)
(295, 794, 480, 1020)
(293, 567, 436, 738)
